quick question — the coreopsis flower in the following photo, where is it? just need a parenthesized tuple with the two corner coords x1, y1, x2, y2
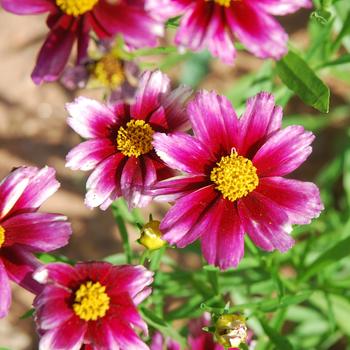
(33, 262, 153, 350)
(153, 91, 323, 269)
(1, 0, 163, 84)
(66, 70, 192, 209)
(148, 0, 311, 64)
(0, 166, 71, 318)
(150, 332, 180, 350)
(214, 314, 247, 348)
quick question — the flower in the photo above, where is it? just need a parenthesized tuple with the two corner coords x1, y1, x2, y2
(139, 219, 166, 251)
(0, 166, 72, 318)
(150, 332, 181, 350)
(33, 261, 153, 350)
(66, 69, 192, 210)
(1, 0, 163, 84)
(152, 91, 324, 269)
(148, 0, 312, 64)
(214, 314, 247, 348)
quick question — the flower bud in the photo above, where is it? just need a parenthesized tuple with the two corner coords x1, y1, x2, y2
(214, 314, 247, 348)
(139, 220, 166, 251)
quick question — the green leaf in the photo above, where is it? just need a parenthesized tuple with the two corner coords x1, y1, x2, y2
(260, 319, 294, 350)
(19, 308, 35, 320)
(276, 51, 330, 113)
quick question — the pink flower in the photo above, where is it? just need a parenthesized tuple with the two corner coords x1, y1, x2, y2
(0, 166, 72, 318)
(33, 262, 153, 350)
(66, 70, 192, 210)
(153, 91, 324, 269)
(150, 332, 180, 350)
(1, 0, 163, 84)
(148, 0, 312, 63)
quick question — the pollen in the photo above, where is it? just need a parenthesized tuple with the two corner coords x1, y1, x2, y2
(93, 54, 125, 88)
(117, 120, 154, 158)
(213, 0, 232, 7)
(210, 152, 259, 202)
(0, 226, 5, 248)
(56, 0, 99, 16)
(73, 281, 110, 321)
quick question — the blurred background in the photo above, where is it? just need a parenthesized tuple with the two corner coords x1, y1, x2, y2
(1, 3, 350, 349)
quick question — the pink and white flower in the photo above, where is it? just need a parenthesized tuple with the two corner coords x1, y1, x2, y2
(33, 261, 153, 350)
(148, 0, 312, 64)
(152, 91, 323, 269)
(66, 70, 192, 210)
(0, 166, 72, 318)
(1, 0, 163, 84)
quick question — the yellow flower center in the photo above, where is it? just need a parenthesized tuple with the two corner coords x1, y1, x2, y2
(215, 314, 248, 348)
(0, 226, 5, 248)
(93, 54, 125, 88)
(210, 152, 259, 202)
(139, 220, 166, 251)
(117, 120, 154, 158)
(56, 0, 99, 16)
(73, 281, 110, 321)
(213, 0, 232, 7)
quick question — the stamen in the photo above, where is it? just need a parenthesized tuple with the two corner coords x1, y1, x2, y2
(93, 54, 125, 88)
(73, 281, 110, 321)
(213, 0, 232, 7)
(210, 152, 259, 202)
(56, 0, 99, 16)
(117, 120, 154, 158)
(0, 226, 5, 248)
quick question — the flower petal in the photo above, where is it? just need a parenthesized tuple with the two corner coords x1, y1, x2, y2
(160, 185, 217, 245)
(253, 125, 315, 177)
(1, 0, 54, 14)
(2, 212, 71, 252)
(1, 246, 42, 294)
(34, 262, 79, 287)
(0, 260, 11, 318)
(238, 191, 295, 252)
(11, 166, 60, 214)
(236, 92, 283, 157)
(153, 132, 214, 175)
(85, 154, 125, 210)
(66, 138, 116, 171)
(120, 156, 156, 209)
(226, 1, 288, 60)
(131, 70, 170, 120)
(39, 316, 86, 350)
(253, 0, 312, 15)
(188, 90, 240, 157)
(67, 96, 118, 139)
(256, 177, 323, 225)
(31, 16, 77, 84)
(201, 199, 245, 269)
(86, 320, 120, 350)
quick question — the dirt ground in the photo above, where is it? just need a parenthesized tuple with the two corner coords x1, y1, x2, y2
(0, 7, 348, 350)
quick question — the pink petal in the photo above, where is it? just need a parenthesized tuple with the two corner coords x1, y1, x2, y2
(256, 177, 323, 225)
(86, 320, 121, 350)
(34, 262, 79, 287)
(31, 16, 77, 84)
(201, 199, 245, 269)
(92, 1, 163, 48)
(0, 167, 31, 220)
(226, 1, 288, 60)
(253, 0, 312, 15)
(236, 92, 283, 157)
(2, 212, 71, 252)
(153, 132, 214, 175)
(151, 175, 208, 202)
(238, 191, 295, 252)
(1, 246, 42, 294)
(253, 125, 315, 177)
(39, 316, 86, 350)
(11, 166, 60, 214)
(120, 156, 156, 209)
(131, 70, 170, 120)
(67, 97, 118, 139)
(188, 90, 240, 156)
(1, 0, 54, 14)
(85, 154, 125, 210)
(66, 138, 116, 171)
(161, 185, 217, 245)
(0, 260, 11, 318)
